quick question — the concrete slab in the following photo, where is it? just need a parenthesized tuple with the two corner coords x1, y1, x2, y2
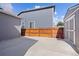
(0, 36, 78, 56)
(0, 37, 37, 56)
(24, 37, 78, 56)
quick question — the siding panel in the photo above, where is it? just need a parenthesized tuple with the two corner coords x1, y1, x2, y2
(19, 8, 54, 29)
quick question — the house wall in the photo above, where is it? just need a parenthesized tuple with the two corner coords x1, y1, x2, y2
(64, 13, 75, 44)
(64, 5, 79, 52)
(19, 8, 54, 29)
(64, 9, 79, 50)
(0, 13, 21, 41)
(75, 9, 79, 49)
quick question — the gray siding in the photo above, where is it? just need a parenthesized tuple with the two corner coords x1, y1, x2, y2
(19, 8, 54, 29)
(64, 14, 75, 44)
(0, 13, 21, 41)
(64, 7, 79, 50)
(75, 9, 79, 49)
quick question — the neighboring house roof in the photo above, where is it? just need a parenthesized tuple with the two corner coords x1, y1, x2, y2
(17, 5, 55, 16)
(64, 4, 79, 20)
(0, 10, 21, 19)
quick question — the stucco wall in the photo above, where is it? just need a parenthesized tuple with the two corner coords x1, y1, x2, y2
(0, 13, 21, 41)
(19, 8, 54, 29)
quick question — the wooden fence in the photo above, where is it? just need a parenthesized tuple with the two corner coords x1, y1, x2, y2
(21, 27, 64, 39)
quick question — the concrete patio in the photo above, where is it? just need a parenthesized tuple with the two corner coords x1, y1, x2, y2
(0, 36, 78, 56)
(25, 36, 78, 56)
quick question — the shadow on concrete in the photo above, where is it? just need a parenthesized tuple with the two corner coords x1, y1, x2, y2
(0, 37, 38, 56)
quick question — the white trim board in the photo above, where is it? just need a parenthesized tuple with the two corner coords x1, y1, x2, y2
(64, 15, 75, 22)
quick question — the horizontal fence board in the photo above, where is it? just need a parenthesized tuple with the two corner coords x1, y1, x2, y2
(29, 34, 39, 36)
(21, 27, 64, 39)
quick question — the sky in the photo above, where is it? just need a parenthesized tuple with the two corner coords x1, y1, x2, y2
(0, 3, 77, 25)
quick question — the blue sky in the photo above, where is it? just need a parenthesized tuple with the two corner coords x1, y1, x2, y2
(11, 3, 76, 25)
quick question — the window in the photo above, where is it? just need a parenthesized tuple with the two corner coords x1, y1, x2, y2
(29, 21, 35, 28)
